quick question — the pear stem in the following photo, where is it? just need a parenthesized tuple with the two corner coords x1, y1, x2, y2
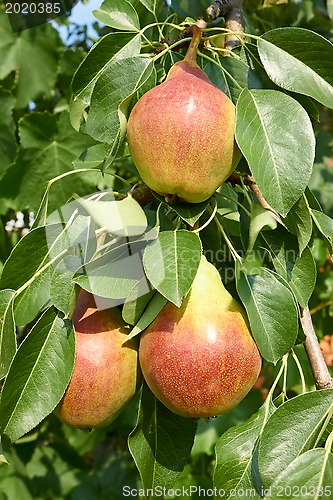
(184, 25, 202, 66)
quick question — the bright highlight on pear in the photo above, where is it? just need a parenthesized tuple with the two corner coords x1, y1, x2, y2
(56, 290, 140, 429)
(127, 26, 240, 204)
(139, 256, 261, 418)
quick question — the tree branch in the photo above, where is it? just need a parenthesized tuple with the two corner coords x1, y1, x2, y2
(300, 306, 333, 390)
(227, 172, 286, 227)
(154, 26, 194, 54)
(207, 0, 245, 51)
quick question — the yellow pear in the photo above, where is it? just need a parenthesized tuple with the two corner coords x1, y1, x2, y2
(139, 256, 261, 418)
(56, 290, 140, 428)
(127, 26, 240, 203)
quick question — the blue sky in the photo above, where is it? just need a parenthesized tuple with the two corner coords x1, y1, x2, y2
(54, 0, 103, 42)
(69, 0, 102, 26)
(55, 1, 172, 42)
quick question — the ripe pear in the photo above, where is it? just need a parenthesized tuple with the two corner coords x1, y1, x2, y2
(56, 290, 140, 428)
(127, 26, 240, 204)
(139, 256, 261, 418)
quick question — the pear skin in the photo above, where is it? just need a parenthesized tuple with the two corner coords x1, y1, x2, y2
(56, 290, 140, 428)
(139, 256, 261, 418)
(127, 26, 240, 203)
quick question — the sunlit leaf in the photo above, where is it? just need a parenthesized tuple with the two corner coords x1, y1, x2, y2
(143, 230, 202, 306)
(128, 385, 197, 494)
(236, 89, 315, 216)
(0, 308, 75, 442)
(236, 263, 298, 363)
(258, 390, 333, 487)
(258, 28, 333, 109)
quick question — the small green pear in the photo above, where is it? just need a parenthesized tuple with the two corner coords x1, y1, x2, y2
(56, 290, 140, 428)
(127, 26, 240, 204)
(139, 256, 261, 418)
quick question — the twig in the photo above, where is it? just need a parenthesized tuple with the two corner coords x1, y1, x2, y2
(227, 172, 286, 227)
(154, 26, 193, 54)
(300, 306, 333, 390)
(310, 300, 333, 315)
(248, 176, 286, 227)
(207, 0, 245, 51)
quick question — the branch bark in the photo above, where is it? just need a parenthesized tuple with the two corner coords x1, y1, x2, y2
(207, 0, 245, 51)
(300, 306, 333, 390)
(227, 172, 286, 227)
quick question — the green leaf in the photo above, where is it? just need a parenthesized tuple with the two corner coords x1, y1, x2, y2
(153, 193, 210, 226)
(122, 278, 155, 326)
(74, 229, 154, 301)
(289, 92, 320, 122)
(0, 90, 16, 173)
(143, 230, 202, 307)
(247, 205, 277, 253)
(48, 212, 97, 314)
(236, 263, 299, 363)
(266, 448, 333, 499)
(0, 112, 99, 213)
(204, 57, 263, 104)
(0, 290, 16, 380)
(305, 187, 323, 212)
(128, 385, 197, 497)
(50, 255, 82, 317)
(77, 194, 148, 237)
(0, 437, 8, 465)
(236, 89, 315, 216)
(262, 231, 316, 308)
(310, 209, 333, 253)
(0, 307, 75, 442)
(93, 0, 140, 31)
(214, 398, 275, 499)
(328, 0, 333, 19)
(258, 389, 333, 488)
(126, 292, 168, 340)
(284, 194, 313, 255)
(258, 28, 333, 109)
(0, 226, 54, 326)
(86, 56, 153, 145)
(308, 130, 333, 217)
(57, 47, 86, 103)
(72, 32, 141, 104)
(73, 144, 108, 170)
(1, 215, 92, 325)
(170, 0, 211, 18)
(0, 12, 61, 108)
(140, 0, 157, 13)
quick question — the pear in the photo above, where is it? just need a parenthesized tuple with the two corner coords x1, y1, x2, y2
(56, 290, 140, 428)
(139, 256, 261, 418)
(127, 26, 240, 204)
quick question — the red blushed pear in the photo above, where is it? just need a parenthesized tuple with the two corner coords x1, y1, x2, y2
(127, 26, 240, 204)
(139, 256, 261, 418)
(55, 290, 140, 429)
